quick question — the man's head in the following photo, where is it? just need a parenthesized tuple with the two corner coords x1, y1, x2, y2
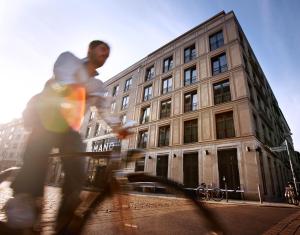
(88, 40, 110, 68)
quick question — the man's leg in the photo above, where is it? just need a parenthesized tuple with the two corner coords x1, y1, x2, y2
(11, 128, 54, 198)
(56, 130, 86, 223)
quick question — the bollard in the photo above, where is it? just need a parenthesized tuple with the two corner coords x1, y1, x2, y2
(225, 183, 228, 203)
(258, 184, 263, 204)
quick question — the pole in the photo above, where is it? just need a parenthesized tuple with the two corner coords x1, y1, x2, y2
(285, 139, 298, 195)
(257, 184, 263, 204)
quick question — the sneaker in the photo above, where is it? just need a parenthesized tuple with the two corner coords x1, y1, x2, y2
(4, 193, 37, 229)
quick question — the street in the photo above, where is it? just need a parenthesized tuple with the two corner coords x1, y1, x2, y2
(0, 184, 299, 235)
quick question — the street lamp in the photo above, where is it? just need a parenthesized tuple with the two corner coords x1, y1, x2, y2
(283, 133, 298, 196)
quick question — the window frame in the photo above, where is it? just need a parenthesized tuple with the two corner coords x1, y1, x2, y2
(160, 99, 172, 119)
(209, 30, 224, 51)
(184, 66, 197, 86)
(161, 76, 172, 94)
(158, 125, 170, 147)
(184, 91, 198, 113)
(213, 79, 231, 105)
(143, 84, 153, 101)
(163, 56, 174, 73)
(215, 111, 235, 139)
(211, 53, 228, 76)
(184, 44, 196, 63)
(184, 119, 198, 144)
(121, 95, 129, 110)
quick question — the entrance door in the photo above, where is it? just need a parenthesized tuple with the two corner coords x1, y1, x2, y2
(218, 148, 241, 199)
(183, 153, 199, 188)
(156, 155, 168, 178)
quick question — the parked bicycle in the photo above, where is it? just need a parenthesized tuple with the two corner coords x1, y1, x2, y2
(196, 183, 224, 202)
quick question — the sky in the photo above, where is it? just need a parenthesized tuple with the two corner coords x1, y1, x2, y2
(0, 0, 300, 149)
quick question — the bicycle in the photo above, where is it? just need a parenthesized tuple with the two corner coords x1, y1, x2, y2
(196, 183, 223, 202)
(0, 147, 227, 235)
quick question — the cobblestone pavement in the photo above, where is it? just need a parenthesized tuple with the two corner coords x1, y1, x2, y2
(1, 183, 299, 235)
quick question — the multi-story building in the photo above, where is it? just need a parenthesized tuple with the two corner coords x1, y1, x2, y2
(81, 11, 299, 201)
(0, 119, 29, 171)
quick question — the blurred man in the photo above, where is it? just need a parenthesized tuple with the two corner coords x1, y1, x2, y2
(6, 40, 127, 232)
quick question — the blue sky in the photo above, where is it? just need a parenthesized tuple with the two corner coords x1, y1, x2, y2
(0, 0, 300, 150)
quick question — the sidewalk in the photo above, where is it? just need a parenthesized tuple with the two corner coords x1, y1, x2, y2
(1, 184, 299, 234)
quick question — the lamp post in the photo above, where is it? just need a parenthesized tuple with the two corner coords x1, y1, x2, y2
(284, 138, 298, 195)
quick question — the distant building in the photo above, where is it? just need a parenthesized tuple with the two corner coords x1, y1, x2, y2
(0, 119, 29, 171)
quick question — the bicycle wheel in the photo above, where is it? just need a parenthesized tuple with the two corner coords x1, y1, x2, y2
(211, 188, 223, 202)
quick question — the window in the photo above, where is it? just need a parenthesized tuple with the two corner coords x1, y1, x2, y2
(209, 31, 224, 51)
(158, 125, 170, 147)
(253, 114, 259, 137)
(161, 77, 172, 94)
(184, 119, 198, 143)
(184, 66, 197, 86)
(184, 91, 197, 112)
(121, 96, 129, 110)
(121, 114, 127, 124)
(216, 111, 235, 139)
(112, 85, 119, 96)
(140, 106, 150, 124)
(184, 44, 196, 63)
(111, 102, 116, 113)
(89, 111, 95, 121)
(163, 56, 173, 73)
(138, 130, 148, 148)
(94, 123, 101, 137)
(211, 53, 227, 75)
(143, 85, 152, 101)
(213, 79, 231, 105)
(124, 78, 132, 92)
(145, 65, 155, 81)
(104, 91, 108, 97)
(160, 99, 171, 118)
(135, 157, 145, 172)
(85, 126, 91, 138)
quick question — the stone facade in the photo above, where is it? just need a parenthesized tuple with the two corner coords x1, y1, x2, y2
(80, 11, 298, 201)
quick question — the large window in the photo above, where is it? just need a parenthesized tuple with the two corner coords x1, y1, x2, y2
(213, 79, 231, 104)
(184, 91, 197, 112)
(216, 111, 235, 139)
(94, 123, 102, 137)
(89, 111, 95, 121)
(184, 119, 198, 143)
(111, 102, 116, 113)
(140, 106, 150, 124)
(124, 78, 132, 92)
(121, 96, 129, 110)
(163, 56, 173, 73)
(184, 44, 196, 63)
(135, 157, 145, 172)
(161, 77, 172, 94)
(112, 85, 119, 96)
(209, 31, 224, 51)
(158, 125, 170, 147)
(145, 65, 155, 81)
(211, 53, 228, 75)
(184, 66, 197, 86)
(160, 99, 171, 118)
(85, 126, 91, 138)
(143, 85, 152, 101)
(138, 130, 148, 149)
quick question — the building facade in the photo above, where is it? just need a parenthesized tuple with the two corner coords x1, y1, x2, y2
(81, 11, 299, 201)
(0, 119, 29, 171)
